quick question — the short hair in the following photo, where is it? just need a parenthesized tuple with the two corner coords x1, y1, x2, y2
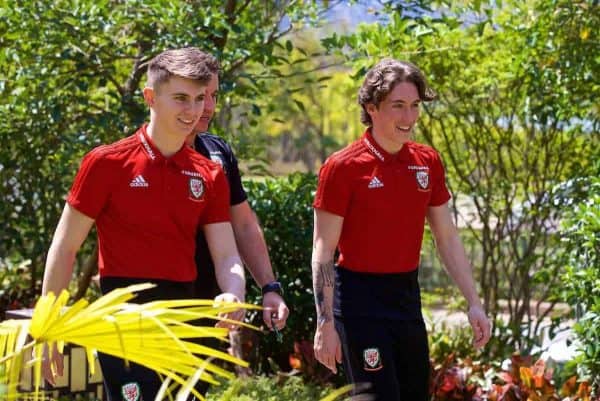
(358, 59, 437, 126)
(146, 47, 219, 89)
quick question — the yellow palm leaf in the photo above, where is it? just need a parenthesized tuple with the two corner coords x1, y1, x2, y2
(1, 284, 256, 401)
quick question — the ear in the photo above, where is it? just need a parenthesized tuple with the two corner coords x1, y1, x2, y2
(143, 87, 155, 107)
(365, 103, 377, 118)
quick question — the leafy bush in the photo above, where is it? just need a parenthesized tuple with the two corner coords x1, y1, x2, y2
(206, 376, 331, 401)
(428, 322, 475, 363)
(0, 258, 38, 319)
(242, 173, 318, 375)
(557, 176, 600, 395)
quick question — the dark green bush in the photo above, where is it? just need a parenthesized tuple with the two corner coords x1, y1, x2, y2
(243, 173, 319, 375)
(0, 258, 39, 320)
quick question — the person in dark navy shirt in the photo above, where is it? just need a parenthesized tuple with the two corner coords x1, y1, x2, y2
(192, 133, 248, 298)
(186, 66, 288, 329)
(311, 59, 491, 401)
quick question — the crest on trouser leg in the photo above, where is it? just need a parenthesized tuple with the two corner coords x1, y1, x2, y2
(121, 382, 141, 401)
(363, 347, 383, 371)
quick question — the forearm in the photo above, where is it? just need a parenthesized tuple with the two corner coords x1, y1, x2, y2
(437, 235, 482, 308)
(41, 204, 94, 297)
(42, 244, 76, 296)
(215, 255, 246, 299)
(312, 251, 336, 325)
(233, 222, 274, 287)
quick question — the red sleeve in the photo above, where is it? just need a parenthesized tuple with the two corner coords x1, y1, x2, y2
(313, 157, 352, 217)
(429, 151, 451, 207)
(66, 148, 112, 219)
(199, 167, 231, 225)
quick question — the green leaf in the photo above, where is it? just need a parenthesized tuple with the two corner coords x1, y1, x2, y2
(293, 99, 305, 111)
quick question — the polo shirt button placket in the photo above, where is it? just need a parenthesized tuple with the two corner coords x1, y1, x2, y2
(159, 159, 168, 201)
(166, 160, 176, 196)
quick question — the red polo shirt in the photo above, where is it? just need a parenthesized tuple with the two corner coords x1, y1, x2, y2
(314, 129, 451, 273)
(67, 124, 230, 282)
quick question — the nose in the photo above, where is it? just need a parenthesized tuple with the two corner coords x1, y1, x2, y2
(401, 106, 418, 123)
(192, 99, 205, 115)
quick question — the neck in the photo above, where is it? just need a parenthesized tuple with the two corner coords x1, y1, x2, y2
(185, 132, 196, 148)
(371, 128, 406, 155)
(146, 121, 185, 158)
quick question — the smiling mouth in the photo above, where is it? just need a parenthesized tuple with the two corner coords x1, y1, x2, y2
(178, 117, 195, 125)
(396, 125, 412, 132)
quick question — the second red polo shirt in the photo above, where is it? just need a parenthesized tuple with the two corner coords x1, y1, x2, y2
(314, 129, 451, 273)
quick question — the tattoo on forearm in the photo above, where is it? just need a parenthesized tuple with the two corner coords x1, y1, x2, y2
(312, 260, 334, 324)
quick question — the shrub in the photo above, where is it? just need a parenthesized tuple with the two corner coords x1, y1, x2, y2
(0, 258, 38, 320)
(206, 376, 330, 401)
(556, 177, 600, 395)
(242, 173, 318, 375)
(428, 322, 475, 363)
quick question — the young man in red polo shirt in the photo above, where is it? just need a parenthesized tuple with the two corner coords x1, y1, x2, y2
(40, 47, 245, 401)
(312, 59, 491, 401)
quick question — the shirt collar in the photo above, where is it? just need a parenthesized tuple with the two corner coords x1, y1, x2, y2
(137, 124, 189, 168)
(361, 128, 411, 163)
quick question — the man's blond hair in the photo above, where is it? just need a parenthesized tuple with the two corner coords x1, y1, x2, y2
(146, 47, 219, 89)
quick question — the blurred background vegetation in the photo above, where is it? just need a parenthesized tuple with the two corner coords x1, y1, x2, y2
(1, 0, 598, 398)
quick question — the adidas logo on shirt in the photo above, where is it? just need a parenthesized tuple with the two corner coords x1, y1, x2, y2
(368, 176, 384, 189)
(129, 175, 149, 187)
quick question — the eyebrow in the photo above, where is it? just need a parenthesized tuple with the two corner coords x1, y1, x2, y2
(388, 99, 421, 105)
(172, 92, 205, 99)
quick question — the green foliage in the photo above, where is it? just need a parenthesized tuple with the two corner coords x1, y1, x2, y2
(240, 31, 363, 172)
(428, 323, 474, 363)
(242, 173, 318, 374)
(557, 176, 600, 394)
(0, 258, 37, 319)
(206, 376, 330, 401)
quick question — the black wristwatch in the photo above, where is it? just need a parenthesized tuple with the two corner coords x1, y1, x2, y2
(261, 281, 283, 296)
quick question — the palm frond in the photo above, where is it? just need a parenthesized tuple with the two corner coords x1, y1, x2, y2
(1, 284, 259, 401)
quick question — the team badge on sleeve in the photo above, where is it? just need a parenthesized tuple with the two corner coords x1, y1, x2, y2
(363, 347, 383, 371)
(121, 382, 141, 401)
(189, 177, 205, 200)
(416, 171, 429, 190)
